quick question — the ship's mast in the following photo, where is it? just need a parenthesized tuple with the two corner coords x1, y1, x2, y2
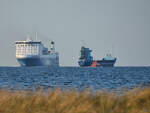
(82, 40, 86, 47)
(50, 41, 55, 52)
(111, 44, 115, 56)
(35, 32, 38, 41)
(26, 34, 31, 41)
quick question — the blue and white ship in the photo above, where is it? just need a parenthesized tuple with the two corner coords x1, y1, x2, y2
(15, 35, 59, 66)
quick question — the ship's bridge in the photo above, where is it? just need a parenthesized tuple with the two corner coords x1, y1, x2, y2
(15, 39, 43, 58)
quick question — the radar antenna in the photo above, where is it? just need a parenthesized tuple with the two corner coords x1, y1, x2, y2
(81, 40, 86, 47)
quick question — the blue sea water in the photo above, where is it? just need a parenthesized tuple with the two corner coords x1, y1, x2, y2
(0, 67, 150, 91)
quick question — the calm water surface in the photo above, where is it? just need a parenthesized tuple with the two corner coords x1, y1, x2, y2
(0, 67, 150, 91)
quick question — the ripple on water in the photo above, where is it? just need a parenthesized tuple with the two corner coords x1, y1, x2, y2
(0, 67, 149, 91)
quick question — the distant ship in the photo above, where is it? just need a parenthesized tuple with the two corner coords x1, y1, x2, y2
(15, 34, 59, 66)
(78, 46, 117, 67)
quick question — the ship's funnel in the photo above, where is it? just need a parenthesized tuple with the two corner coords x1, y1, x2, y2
(51, 41, 54, 45)
(50, 41, 55, 51)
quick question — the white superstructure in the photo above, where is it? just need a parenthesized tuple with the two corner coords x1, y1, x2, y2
(15, 35, 59, 66)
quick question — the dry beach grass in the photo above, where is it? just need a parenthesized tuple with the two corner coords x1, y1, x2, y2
(0, 88, 150, 113)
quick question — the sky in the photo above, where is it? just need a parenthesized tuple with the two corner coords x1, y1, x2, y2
(0, 0, 150, 66)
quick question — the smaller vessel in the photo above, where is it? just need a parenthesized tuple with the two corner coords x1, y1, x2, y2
(78, 46, 117, 67)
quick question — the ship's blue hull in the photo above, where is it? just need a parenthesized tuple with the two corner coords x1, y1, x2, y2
(78, 59, 116, 67)
(17, 58, 43, 66)
(97, 59, 116, 67)
(17, 56, 59, 67)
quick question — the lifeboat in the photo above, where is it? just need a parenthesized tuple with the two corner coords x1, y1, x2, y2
(91, 61, 100, 67)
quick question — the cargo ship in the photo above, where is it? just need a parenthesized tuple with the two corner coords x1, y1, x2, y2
(15, 34, 59, 66)
(78, 46, 117, 67)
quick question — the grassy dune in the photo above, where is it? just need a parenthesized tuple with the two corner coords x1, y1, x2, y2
(0, 88, 150, 113)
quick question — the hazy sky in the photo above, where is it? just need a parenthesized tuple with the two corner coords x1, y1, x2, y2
(0, 0, 150, 66)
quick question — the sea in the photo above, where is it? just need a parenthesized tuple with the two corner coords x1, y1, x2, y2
(0, 66, 150, 92)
